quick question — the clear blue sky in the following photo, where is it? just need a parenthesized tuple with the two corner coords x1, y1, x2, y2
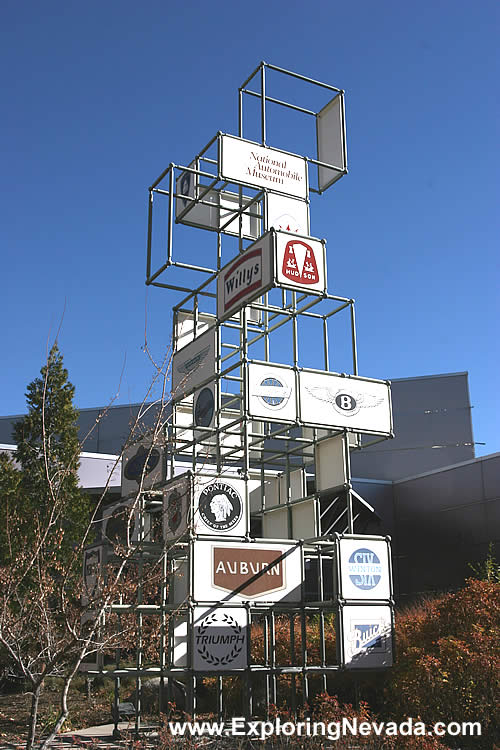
(1, 0, 498, 457)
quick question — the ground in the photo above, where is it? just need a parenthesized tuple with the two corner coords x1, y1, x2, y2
(0, 683, 113, 746)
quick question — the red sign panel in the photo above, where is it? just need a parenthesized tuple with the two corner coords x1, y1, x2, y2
(281, 240, 319, 285)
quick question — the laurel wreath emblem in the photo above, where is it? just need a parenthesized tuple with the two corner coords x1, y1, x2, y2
(196, 612, 244, 666)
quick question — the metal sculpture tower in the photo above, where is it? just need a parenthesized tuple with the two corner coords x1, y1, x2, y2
(83, 63, 395, 733)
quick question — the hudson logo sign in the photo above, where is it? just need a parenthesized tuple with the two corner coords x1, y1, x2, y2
(221, 248, 263, 316)
(282, 240, 319, 284)
(213, 547, 285, 598)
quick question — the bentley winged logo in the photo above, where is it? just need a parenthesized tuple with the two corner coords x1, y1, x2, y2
(176, 345, 211, 376)
(305, 386, 384, 417)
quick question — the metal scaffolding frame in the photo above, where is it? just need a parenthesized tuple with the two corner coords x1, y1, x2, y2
(84, 63, 395, 736)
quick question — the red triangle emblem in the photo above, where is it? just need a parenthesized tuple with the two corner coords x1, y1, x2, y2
(282, 240, 319, 285)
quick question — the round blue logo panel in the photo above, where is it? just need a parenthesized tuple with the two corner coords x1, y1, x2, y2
(347, 548, 382, 590)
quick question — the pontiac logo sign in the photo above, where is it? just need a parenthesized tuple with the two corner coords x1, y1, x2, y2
(213, 547, 285, 597)
(198, 482, 242, 532)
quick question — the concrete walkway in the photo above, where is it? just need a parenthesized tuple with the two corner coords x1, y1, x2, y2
(43, 723, 155, 748)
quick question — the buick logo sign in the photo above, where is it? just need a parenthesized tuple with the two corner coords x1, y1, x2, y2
(350, 622, 383, 653)
(198, 482, 242, 532)
(348, 548, 383, 590)
(254, 374, 291, 411)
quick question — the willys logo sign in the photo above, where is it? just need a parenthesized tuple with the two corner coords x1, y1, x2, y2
(216, 233, 273, 322)
(222, 249, 263, 314)
(213, 546, 285, 598)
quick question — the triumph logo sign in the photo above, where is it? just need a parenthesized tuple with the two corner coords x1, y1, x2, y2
(213, 547, 285, 598)
(193, 606, 248, 670)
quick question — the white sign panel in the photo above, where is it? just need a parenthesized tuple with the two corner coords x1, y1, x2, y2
(163, 473, 192, 542)
(299, 372, 392, 435)
(262, 507, 289, 539)
(275, 231, 326, 293)
(315, 435, 347, 492)
(219, 191, 261, 238)
(247, 363, 297, 422)
(172, 327, 217, 399)
(174, 311, 212, 352)
(193, 606, 248, 671)
(221, 135, 308, 199)
(265, 193, 309, 235)
(291, 498, 316, 539)
(121, 439, 165, 497)
(172, 615, 188, 667)
(193, 540, 302, 603)
(342, 604, 393, 669)
(82, 545, 103, 604)
(175, 161, 197, 219)
(216, 233, 273, 321)
(317, 94, 346, 192)
(177, 187, 261, 239)
(338, 537, 392, 601)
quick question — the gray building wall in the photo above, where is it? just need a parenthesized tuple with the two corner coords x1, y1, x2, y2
(0, 402, 162, 455)
(350, 372, 475, 481)
(392, 453, 500, 600)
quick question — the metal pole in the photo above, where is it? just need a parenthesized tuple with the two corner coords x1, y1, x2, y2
(350, 301, 358, 376)
(260, 63, 267, 145)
